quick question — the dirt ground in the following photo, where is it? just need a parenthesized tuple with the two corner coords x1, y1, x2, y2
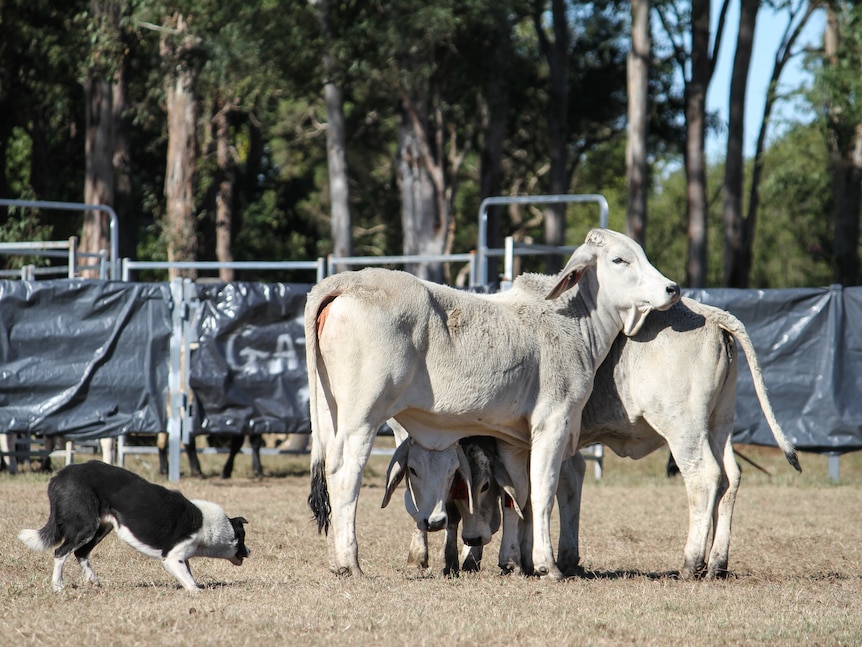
(1, 443, 860, 646)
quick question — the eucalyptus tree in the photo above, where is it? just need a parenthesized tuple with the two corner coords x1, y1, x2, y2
(812, 0, 862, 285)
(81, 0, 127, 271)
(721, 0, 817, 288)
(656, 0, 729, 287)
(627, 0, 650, 245)
(342, 0, 491, 282)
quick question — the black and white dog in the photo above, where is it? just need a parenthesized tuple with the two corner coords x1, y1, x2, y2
(19, 461, 250, 593)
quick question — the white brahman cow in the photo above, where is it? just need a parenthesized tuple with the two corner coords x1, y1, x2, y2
(306, 228, 680, 579)
(399, 296, 802, 579)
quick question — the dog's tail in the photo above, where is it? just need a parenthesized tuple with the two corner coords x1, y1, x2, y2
(19, 521, 61, 551)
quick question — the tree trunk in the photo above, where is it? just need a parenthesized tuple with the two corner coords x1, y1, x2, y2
(323, 75, 351, 268)
(741, 2, 816, 289)
(831, 129, 862, 285)
(83, 74, 114, 277)
(685, 0, 711, 288)
(312, 0, 352, 272)
(397, 110, 446, 284)
(113, 23, 134, 261)
(626, 0, 650, 247)
(825, 7, 862, 285)
(478, 8, 512, 285)
(161, 14, 199, 280)
(29, 111, 50, 200)
(535, 0, 570, 273)
(214, 102, 234, 282)
(721, 0, 757, 288)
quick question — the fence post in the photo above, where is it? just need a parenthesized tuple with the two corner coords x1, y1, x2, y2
(828, 453, 840, 482)
(168, 278, 185, 481)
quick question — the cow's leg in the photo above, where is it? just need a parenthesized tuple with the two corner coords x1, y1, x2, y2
(157, 432, 169, 475)
(0, 433, 17, 474)
(556, 451, 586, 576)
(707, 432, 740, 579)
(528, 418, 570, 580)
(497, 445, 530, 575)
(249, 434, 264, 477)
(461, 544, 483, 572)
(441, 504, 461, 577)
(326, 424, 377, 576)
(41, 435, 59, 472)
(185, 435, 203, 478)
(221, 435, 244, 479)
(668, 437, 722, 580)
(499, 505, 522, 575)
(407, 527, 430, 572)
(99, 437, 115, 465)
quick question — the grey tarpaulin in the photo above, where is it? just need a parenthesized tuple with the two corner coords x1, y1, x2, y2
(188, 282, 312, 436)
(685, 285, 862, 454)
(0, 280, 171, 438)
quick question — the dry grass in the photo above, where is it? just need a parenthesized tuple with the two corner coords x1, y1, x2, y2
(2, 442, 861, 646)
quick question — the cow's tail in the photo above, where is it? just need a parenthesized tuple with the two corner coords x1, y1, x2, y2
(305, 288, 338, 535)
(717, 311, 802, 473)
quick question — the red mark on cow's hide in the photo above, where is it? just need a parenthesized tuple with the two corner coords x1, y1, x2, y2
(316, 295, 339, 337)
(449, 474, 468, 500)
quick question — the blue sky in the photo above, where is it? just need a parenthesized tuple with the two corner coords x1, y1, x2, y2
(705, 2, 826, 160)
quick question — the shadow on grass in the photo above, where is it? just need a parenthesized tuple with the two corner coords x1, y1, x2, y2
(574, 568, 682, 581)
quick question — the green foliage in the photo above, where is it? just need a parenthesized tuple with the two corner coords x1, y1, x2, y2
(0, 0, 839, 290)
(753, 124, 834, 288)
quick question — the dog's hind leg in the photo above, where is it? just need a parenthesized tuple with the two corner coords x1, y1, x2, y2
(162, 557, 200, 593)
(51, 553, 69, 592)
(51, 518, 102, 591)
(74, 522, 112, 587)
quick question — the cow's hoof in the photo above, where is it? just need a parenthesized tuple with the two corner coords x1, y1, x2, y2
(498, 563, 522, 576)
(461, 559, 480, 573)
(679, 562, 707, 580)
(536, 565, 564, 581)
(557, 552, 582, 577)
(706, 565, 730, 580)
(333, 566, 362, 577)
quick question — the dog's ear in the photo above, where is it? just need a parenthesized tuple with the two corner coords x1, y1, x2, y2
(231, 516, 249, 525)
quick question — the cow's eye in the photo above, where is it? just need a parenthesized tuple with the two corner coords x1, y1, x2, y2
(409, 467, 417, 477)
(612, 257, 628, 265)
(480, 482, 490, 493)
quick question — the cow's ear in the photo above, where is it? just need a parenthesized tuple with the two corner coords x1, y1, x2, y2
(492, 455, 524, 519)
(500, 484, 523, 519)
(545, 231, 601, 300)
(455, 444, 474, 515)
(382, 439, 410, 508)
